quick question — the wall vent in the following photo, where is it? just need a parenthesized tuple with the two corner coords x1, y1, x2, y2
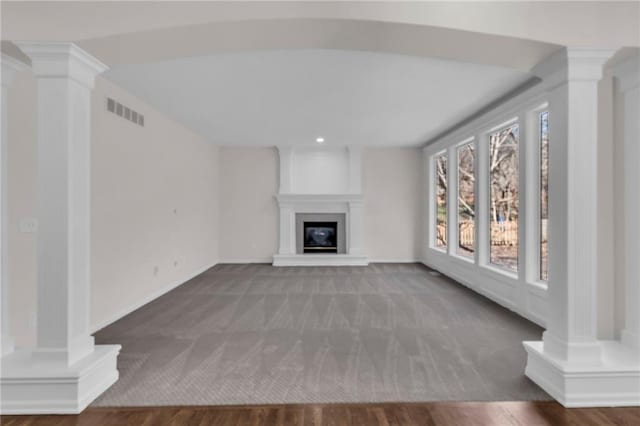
(106, 97, 144, 127)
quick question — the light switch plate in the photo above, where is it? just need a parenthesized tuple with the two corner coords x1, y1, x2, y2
(18, 217, 38, 233)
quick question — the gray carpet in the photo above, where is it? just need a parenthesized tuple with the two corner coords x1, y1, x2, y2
(93, 263, 549, 406)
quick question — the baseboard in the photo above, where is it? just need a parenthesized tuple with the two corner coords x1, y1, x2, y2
(524, 340, 640, 407)
(218, 258, 421, 264)
(90, 260, 218, 334)
(1, 345, 121, 415)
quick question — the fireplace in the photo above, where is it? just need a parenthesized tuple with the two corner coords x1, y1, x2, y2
(303, 222, 338, 253)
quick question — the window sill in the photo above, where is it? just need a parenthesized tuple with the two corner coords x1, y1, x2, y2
(481, 263, 519, 280)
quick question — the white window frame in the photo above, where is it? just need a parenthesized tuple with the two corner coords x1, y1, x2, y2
(525, 104, 550, 289)
(452, 137, 476, 263)
(423, 87, 550, 327)
(430, 150, 448, 252)
(482, 117, 520, 279)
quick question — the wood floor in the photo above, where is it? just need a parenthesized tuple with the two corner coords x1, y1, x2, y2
(2, 402, 639, 426)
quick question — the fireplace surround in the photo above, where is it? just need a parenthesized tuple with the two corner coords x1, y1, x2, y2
(272, 146, 368, 266)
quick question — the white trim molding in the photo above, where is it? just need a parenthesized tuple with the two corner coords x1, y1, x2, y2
(15, 42, 107, 89)
(524, 340, 640, 407)
(0, 345, 121, 414)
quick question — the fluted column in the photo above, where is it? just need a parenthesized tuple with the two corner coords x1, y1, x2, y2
(15, 42, 106, 365)
(614, 54, 640, 351)
(539, 48, 615, 363)
(0, 54, 28, 356)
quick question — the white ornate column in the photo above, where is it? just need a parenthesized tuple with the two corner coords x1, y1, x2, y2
(1, 54, 28, 356)
(524, 48, 640, 407)
(614, 54, 640, 351)
(1, 43, 120, 415)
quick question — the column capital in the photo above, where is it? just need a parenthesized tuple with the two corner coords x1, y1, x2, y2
(15, 42, 108, 88)
(613, 54, 640, 92)
(1, 54, 29, 88)
(532, 47, 617, 89)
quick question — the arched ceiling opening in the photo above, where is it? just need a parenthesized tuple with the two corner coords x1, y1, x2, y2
(3, 2, 637, 147)
(77, 19, 560, 72)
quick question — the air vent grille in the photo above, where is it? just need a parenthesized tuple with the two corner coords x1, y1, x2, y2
(107, 97, 144, 127)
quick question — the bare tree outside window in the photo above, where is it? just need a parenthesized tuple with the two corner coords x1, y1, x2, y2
(435, 154, 448, 249)
(457, 143, 475, 257)
(489, 123, 519, 272)
(540, 111, 549, 281)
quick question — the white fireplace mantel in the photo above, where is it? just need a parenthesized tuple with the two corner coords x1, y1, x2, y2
(273, 147, 368, 266)
(276, 193, 363, 207)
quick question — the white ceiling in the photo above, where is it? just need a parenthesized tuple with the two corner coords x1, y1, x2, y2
(104, 49, 532, 147)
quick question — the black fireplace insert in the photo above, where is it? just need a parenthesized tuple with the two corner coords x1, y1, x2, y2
(303, 221, 338, 253)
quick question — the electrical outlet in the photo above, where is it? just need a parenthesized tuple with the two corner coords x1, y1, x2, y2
(19, 218, 38, 233)
(153, 266, 159, 276)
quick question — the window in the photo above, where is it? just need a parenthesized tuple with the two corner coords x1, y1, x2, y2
(434, 153, 448, 250)
(489, 123, 519, 272)
(457, 143, 475, 258)
(539, 111, 549, 281)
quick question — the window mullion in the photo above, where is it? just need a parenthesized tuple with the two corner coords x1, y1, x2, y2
(476, 132, 490, 266)
(447, 146, 458, 256)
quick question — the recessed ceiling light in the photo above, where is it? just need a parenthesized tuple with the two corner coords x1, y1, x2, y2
(316, 137, 325, 143)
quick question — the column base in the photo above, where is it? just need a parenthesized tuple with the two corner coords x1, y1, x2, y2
(1, 344, 121, 414)
(524, 340, 640, 407)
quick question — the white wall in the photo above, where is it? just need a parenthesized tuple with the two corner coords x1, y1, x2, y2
(7, 73, 219, 346)
(90, 78, 219, 331)
(218, 147, 279, 262)
(363, 148, 422, 261)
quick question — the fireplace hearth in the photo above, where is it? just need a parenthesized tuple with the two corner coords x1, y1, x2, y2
(303, 222, 338, 253)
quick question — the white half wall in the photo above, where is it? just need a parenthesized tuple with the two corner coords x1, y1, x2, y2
(7, 72, 219, 346)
